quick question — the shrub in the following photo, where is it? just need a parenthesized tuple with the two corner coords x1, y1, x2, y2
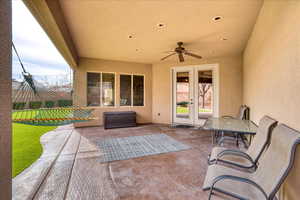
(177, 101, 189, 107)
(13, 102, 26, 110)
(58, 99, 73, 107)
(29, 101, 42, 109)
(45, 101, 55, 108)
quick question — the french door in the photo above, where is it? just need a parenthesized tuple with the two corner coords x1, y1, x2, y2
(172, 65, 219, 126)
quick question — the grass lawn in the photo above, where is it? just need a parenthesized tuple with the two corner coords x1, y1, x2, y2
(176, 107, 212, 114)
(13, 123, 57, 177)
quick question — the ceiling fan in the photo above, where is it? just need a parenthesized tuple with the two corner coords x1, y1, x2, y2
(161, 42, 202, 62)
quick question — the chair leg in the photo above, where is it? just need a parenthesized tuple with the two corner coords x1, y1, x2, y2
(236, 133, 239, 147)
(208, 188, 214, 200)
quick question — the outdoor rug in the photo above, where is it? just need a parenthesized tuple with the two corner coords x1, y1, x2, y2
(95, 134, 191, 163)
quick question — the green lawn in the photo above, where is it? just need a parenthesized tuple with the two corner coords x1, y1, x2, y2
(176, 107, 212, 114)
(13, 123, 57, 177)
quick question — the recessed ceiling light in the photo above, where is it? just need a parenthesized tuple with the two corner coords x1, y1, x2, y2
(213, 16, 222, 21)
(157, 23, 165, 28)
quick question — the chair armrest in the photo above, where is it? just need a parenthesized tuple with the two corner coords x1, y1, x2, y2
(217, 149, 254, 164)
(221, 115, 235, 119)
(214, 149, 256, 169)
(209, 175, 268, 200)
(217, 135, 238, 145)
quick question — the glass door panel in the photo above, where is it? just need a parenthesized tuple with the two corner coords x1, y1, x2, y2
(173, 68, 193, 124)
(176, 72, 190, 119)
(173, 66, 217, 126)
(173, 66, 218, 126)
(197, 70, 213, 120)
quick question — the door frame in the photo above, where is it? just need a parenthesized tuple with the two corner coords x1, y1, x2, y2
(171, 66, 194, 125)
(170, 63, 220, 126)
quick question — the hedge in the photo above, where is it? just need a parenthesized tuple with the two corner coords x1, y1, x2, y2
(29, 101, 42, 109)
(13, 102, 26, 110)
(176, 101, 189, 107)
(45, 101, 55, 108)
(58, 99, 73, 107)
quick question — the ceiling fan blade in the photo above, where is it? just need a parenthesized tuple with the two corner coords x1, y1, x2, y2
(163, 51, 176, 54)
(161, 52, 176, 61)
(178, 52, 184, 62)
(184, 51, 202, 59)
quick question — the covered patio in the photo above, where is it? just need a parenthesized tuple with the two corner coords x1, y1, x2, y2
(1, 0, 300, 200)
(12, 124, 230, 200)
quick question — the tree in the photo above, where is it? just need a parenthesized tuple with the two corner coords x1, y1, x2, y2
(199, 84, 211, 108)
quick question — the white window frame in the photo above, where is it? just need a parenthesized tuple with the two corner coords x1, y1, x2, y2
(120, 73, 145, 107)
(86, 71, 116, 107)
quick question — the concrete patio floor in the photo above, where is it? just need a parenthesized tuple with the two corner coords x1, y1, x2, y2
(13, 124, 236, 200)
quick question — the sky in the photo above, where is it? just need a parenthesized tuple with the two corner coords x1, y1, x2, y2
(12, 0, 71, 84)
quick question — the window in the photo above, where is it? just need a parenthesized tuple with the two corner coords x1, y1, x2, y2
(102, 73, 115, 106)
(120, 74, 144, 106)
(120, 75, 131, 106)
(133, 75, 144, 106)
(87, 73, 100, 106)
(87, 72, 115, 106)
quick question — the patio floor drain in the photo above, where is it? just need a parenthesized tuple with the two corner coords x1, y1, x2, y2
(95, 134, 191, 163)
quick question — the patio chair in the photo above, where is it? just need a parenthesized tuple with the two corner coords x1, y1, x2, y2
(222, 105, 249, 120)
(217, 105, 250, 147)
(208, 116, 277, 170)
(203, 124, 300, 200)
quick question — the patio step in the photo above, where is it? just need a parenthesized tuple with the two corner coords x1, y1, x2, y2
(32, 130, 81, 200)
(13, 127, 119, 200)
(64, 137, 119, 200)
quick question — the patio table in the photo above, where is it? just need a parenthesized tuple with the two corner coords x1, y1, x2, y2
(202, 117, 258, 147)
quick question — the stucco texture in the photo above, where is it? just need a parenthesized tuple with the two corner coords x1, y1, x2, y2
(243, 0, 300, 199)
(152, 55, 243, 124)
(0, 0, 12, 199)
(73, 58, 152, 127)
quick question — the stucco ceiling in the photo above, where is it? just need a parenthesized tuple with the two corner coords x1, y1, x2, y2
(59, 0, 262, 64)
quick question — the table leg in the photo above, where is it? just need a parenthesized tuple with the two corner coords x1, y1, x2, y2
(212, 131, 214, 145)
(239, 134, 249, 149)
(212, 131, 215, 145)
(221, 131, 224, 147)
(249, 135, 253, 145)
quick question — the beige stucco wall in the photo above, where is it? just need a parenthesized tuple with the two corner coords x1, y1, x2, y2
(73, 58, 152, 127)
(74, 55, 242, 126)
(243, 1, 300, 199)
(152, 55, 243, 124)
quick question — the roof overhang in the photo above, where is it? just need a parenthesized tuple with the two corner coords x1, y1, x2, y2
(23, 0, 263, 65)
(22, 0, 78, 68)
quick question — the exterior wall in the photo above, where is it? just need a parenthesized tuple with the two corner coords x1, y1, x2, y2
(0, 0, 12, 199)
(243, 1, 300, 199)
(73, 58, 152, 127)
(152, 55, 243, 124)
